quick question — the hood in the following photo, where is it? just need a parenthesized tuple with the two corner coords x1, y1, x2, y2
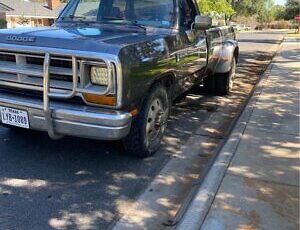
(0, 25, 168, 55)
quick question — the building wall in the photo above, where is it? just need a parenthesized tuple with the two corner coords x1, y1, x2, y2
(0, 12, 6, 20)
(6, 16, 55, 28)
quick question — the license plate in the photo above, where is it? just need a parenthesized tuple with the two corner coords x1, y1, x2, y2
(0, 106, 29, 129)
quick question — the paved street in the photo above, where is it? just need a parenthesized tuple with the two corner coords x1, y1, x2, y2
(0, 31, 285, 230)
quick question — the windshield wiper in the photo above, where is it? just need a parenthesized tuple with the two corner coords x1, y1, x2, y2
(102, 17, 147, 31)
(130, 20, 147, 31)
(61, 15, 91, 25)
(62, 15, 87, 21)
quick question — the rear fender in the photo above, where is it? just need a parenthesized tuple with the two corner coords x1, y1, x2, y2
(215, 40, 239, 74)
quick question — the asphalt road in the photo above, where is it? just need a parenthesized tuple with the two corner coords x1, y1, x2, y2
(0, 31, 285, 230)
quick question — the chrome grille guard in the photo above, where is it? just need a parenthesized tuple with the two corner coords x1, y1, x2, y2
(43, 53, 79, 138)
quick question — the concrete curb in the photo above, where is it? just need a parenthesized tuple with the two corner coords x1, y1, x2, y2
(175, 42, 284, 230)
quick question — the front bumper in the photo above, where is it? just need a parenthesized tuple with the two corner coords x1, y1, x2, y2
(0, 91, 132, 141)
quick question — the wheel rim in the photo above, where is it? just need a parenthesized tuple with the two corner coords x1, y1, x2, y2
(229, 60, 236, 91)
(145, 98, 167, 148)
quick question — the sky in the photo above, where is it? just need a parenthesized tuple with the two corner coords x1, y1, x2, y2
(275, 0, 286, 5)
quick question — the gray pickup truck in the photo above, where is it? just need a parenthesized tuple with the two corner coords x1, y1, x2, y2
(0, 0, 238, 157)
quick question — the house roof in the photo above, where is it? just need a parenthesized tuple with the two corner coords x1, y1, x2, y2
(0, 3, 13, 12)
(0, 0, 66, 18)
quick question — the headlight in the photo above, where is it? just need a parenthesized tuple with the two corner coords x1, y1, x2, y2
(90, 66, 109, 86)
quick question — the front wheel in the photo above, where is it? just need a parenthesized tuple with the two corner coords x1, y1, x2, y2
(123, 84, 170, 158)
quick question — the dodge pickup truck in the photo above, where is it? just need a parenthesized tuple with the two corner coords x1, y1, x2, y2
(0, 0, 239, 157)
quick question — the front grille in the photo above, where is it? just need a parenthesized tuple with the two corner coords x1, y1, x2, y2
(0, 51, 78, 91)
(0, 53, 15, 62)
(26, 56, 73, 69)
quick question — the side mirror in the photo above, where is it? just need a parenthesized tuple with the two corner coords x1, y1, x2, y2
(194, 16, 212, 30)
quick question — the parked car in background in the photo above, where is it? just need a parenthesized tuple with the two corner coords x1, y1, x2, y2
(232, 24, 241, 31)
(255, 25, 263, 30)
(232, 24, 253, 32)
(245, 25, 252, 31)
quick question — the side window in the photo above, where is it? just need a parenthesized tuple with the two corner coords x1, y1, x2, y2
(74, 0, 100, 20)
(104, 0, 126, 19)
(180, 0, 197, 29)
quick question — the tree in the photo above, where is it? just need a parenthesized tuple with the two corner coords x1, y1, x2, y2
(17, 16, 30, 26)
(230, 0, 258, 16)
(284, 0, 300, 20)
(256, 0, 275, 24)
(197, 0, 235, 17)
(230, 0, 279, 24)
(272, 5, 286, 20)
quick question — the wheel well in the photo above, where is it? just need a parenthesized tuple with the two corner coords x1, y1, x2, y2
(134, 74, 175, 115)
(152, 74, 175, 96)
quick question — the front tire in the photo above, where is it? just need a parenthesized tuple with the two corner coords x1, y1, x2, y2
(123, 84, 170, 158)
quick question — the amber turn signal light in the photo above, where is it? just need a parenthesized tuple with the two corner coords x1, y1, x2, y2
(83, 94, 117, 106)
(130, 108, 139, 117)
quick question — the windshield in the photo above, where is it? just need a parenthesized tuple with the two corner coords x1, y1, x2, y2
(60, 0, 176, 28)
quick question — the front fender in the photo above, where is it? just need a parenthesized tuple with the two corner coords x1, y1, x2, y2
(215, 40, 239, 74)
(118, 37, 173, 110)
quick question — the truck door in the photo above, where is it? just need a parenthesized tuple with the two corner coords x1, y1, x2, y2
(177, 0, 207, 82)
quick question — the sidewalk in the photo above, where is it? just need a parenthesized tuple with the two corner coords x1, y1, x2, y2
(177, 39, 300, 230)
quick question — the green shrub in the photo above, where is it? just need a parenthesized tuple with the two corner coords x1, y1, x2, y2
(291, 23, 300, 30)
(0, 19, 7, 29)
(269, 21, 291, 29)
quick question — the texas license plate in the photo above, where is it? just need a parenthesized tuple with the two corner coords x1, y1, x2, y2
(0, 106, 29, 129)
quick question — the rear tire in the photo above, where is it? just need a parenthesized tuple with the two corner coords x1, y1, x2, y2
(123, 84, 170, 158)
(215, 58, 237, 95)
(202, 74, 214, 94)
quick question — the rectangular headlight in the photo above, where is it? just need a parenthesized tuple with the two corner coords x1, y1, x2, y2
(90, 66, 109, 86)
